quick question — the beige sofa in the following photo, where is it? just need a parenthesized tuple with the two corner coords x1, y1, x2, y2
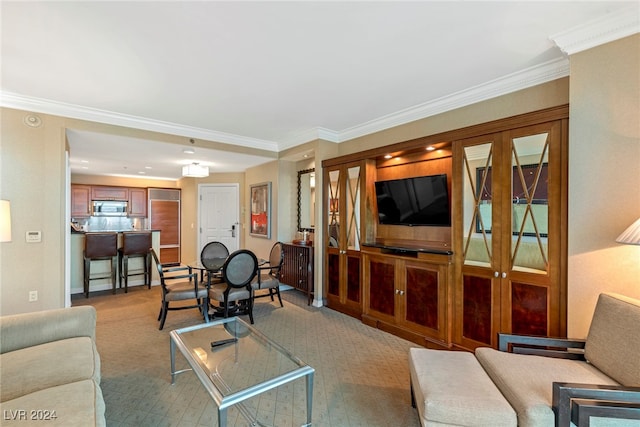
(0, 306, 106, 426)
(409, 293, 640, 426)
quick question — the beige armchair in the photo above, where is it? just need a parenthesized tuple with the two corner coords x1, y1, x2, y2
(409, 293, 640, 426)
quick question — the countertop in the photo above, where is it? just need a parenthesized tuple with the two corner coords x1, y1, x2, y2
(71, 229, 161, 234)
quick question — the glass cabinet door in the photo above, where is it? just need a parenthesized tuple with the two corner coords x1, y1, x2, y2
(456, 134, 502, 349)
(454, 119, 566, 350)
(326, 168, 341, 299)
(504, 122, 563, 337)
(324, 162, 365, 318)
(345, 164, 362, 305)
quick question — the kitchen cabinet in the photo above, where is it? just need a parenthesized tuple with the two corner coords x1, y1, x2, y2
(281, 243, 314, 305)
(451, 111, 568, 351)
(71, 185, 92, 218)
(128, 187, 147, 217)
(362, 248, 453, 347)
(91, 186, 128, 201)
(322, 159, 376, 318)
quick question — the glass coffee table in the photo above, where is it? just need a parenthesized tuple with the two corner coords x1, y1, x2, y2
(170, 317, 314, 427)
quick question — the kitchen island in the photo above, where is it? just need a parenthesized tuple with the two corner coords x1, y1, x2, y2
(70, 230, 161, 296)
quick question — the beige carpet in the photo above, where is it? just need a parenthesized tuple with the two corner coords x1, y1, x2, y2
(73, 286, 421, 427)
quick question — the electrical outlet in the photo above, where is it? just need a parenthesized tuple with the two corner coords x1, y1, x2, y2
(29, 291, 38, 302)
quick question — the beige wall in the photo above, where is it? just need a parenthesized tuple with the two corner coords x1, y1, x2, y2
(1, 108, 67, 314)
(70, 174, 179, 189)
(567, 34, 640, 336)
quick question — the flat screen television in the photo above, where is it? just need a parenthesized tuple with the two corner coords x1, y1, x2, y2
(374, 174, 451, 226)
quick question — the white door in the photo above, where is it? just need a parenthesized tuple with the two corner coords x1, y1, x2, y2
(198, 184, 240, 256)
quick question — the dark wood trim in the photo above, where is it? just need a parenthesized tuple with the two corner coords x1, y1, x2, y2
(553, 382, 640, 427)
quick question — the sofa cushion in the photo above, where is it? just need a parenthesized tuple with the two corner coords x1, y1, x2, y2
(0, 306, 96, 354)
(0, 379, 106, 426)
(409, 348, 517, 426)
(476, 347, 619, 427)
(0, 337, 100, 402)
(585, 292, 640, 387)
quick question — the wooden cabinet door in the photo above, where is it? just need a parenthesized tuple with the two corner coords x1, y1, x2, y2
(128, 188, 147, 217)
(363, 252, 452, 346)
(323, 160, 374, 318)
(71, 185, 91, 218)
(401, 259, 449, 343)
(363, 254, 396, 323)
(91, 186, 129, 201)
(452, 117, 568, 350)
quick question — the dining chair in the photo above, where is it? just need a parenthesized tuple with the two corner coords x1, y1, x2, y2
(200, 241, 229, 285)
(208, 249, 259, 324)
(151, 249, 209, 330)
(251, 241, 284, 307)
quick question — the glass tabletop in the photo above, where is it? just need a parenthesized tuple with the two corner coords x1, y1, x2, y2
(188, 258, 267, 272)
(170, 317, 314, 425)
(188, 259, 226, 271)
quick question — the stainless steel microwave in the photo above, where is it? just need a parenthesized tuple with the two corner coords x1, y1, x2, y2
(92, 200, 128, 216)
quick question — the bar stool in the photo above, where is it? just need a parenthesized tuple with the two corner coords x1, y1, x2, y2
(83, 232, 118, 298)
(119, 231, 152, 293)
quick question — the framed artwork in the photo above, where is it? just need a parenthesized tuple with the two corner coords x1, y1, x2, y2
(250, 182, 271, 238)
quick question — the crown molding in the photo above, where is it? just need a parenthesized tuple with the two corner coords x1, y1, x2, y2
(335, 57, 569, 144)
(2, 55, 567, 152)
(279, 126, 341, 150)
(550, 5, 640, 55)
(0, 92, 280, 152)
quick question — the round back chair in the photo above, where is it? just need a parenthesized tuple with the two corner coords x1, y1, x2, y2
(209, 249, 259, 324)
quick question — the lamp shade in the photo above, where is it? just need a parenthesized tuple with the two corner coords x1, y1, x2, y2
(616, 217, 640, 245)
(1, 200, 11, 242)
(182, 163, 209, 178)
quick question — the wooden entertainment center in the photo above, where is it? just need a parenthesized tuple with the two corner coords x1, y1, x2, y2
(322, 105, 569, 350)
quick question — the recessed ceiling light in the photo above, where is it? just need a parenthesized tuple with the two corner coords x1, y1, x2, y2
(145, 166, 152, 169)
(426, 146, 436, 151)
(138, 171, 146, 175)
(384, 154, 393, 159)
(80, 159, 89, 163)
(183, 148, 195, 154)
(81, 166, 89, 169)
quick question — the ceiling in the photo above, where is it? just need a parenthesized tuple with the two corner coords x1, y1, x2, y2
(1, 1, 637, 180)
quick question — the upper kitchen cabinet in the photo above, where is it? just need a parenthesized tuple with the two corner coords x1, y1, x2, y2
(91, 186, 129, 201)
(452, 107, 569, 351)
(72, 185, 147, 218)
(71, 185, 92, 218)
(91, 186, 129, 202)
(128, 187, 147, 217)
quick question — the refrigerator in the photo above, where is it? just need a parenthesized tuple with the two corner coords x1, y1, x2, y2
(148, 188, 181, 265)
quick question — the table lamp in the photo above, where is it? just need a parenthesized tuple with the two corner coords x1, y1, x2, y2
(616, 217, 640, 246)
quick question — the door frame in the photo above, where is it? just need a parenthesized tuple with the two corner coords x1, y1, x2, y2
(197, 183, 240, 257)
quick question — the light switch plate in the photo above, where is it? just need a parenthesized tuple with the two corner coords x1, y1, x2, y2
(25, 231, 42, 243)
